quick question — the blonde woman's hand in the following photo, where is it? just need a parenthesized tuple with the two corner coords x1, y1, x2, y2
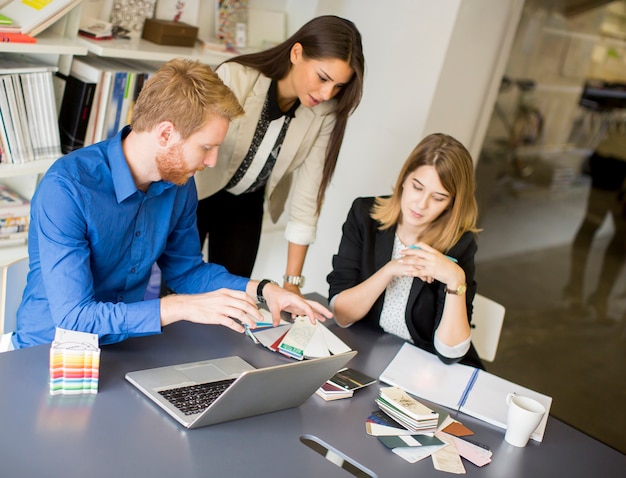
(399, 242, 464, 286)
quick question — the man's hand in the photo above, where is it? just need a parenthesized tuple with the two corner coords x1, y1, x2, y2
(248, 280, 333, 326)
(160, 288, 264, 333)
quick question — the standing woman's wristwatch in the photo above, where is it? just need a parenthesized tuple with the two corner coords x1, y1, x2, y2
(283, 275, 305, 288)
(256, 279, 278, 303)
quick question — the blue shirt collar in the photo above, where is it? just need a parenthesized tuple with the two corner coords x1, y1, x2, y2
(108, 126, 174, 203)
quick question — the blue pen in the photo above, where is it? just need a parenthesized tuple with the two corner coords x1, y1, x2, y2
(457, 368, 479, 411)
(409, 244, 458, 263)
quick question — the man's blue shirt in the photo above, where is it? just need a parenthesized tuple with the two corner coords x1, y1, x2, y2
(13, 127, 248, 348)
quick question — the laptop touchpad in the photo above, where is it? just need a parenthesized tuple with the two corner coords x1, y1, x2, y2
(176, 363, 229, 383)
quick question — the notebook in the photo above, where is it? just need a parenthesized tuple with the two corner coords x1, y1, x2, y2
(379, 342, 552, 442)
(126, 351, 357, 429)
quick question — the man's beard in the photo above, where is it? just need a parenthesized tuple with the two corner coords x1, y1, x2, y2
(155, 142, 195, 186)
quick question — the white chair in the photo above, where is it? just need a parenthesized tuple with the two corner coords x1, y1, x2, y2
(471, 293, 506, 362)
(0, 256, 29, 350)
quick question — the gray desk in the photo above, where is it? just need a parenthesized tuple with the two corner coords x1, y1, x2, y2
(1, 308, 624, 477)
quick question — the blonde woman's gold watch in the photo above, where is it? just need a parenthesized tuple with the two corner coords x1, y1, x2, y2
(446, 283, 467, 295)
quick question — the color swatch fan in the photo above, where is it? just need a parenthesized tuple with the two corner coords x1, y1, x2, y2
(49, 328, 100, 395)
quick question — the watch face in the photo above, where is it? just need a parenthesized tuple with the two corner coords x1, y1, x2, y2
(457, 284, 467, 295)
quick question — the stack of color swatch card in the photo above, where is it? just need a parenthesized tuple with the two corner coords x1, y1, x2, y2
(49, 328, 100, 395)
(368, 386, 493, 471)
(375, 386, 440, 435)
(245, 311, 352, 360)
(316, 367, 377, 401)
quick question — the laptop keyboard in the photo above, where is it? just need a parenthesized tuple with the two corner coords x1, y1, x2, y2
(158, 378, 236, 415)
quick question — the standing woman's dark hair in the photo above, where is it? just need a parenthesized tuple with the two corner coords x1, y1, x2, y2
(224, 15, 365, 212)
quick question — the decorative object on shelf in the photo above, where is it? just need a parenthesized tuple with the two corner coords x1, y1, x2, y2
(108, 0, 157, 36)
(78, 16, 113, 40)
(155, 0, 199, 26)
(141, 18, 198, 47)
(215, 0, 248, 49)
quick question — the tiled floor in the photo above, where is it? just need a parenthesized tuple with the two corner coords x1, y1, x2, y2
(473, 150, 626, 454)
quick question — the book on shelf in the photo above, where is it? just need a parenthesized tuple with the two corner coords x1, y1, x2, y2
(0, 229, 27, 247)
(58, 73, 97, 154)
(0, 32, 36, 43)
(69, 56, 115, 146)
(0, 182, 29, 209)
(0, 13, 13, 25)
(0, 112, 13, 165)
(0, 56, 60, 164)
(69, 56, 158, 146)
(21, 71, 60, 161)
(0, 0, 82, 37)
(104, 70, 128, 140)
(0, 183, 29, 247)
(0, 75, 33, 163)
(379, 342, 553, 442)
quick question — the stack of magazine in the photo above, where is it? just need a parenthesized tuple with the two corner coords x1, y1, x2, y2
(0, 183, 29, 247)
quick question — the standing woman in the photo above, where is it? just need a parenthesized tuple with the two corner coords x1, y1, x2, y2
(194, 15, 365, 293)
(327, 133, 484, 369)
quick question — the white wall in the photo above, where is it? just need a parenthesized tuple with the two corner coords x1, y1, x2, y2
(251, 0, 524, 298)
(424, 0, 525, 159)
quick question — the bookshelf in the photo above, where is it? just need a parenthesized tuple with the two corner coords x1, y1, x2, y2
(0, 1, 87, 266)
(0, 0, 273, 267)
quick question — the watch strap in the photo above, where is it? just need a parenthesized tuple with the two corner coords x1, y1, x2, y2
(256, 279, 277, 303)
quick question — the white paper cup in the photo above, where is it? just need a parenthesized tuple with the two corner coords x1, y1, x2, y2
(504, 393, 546, 447)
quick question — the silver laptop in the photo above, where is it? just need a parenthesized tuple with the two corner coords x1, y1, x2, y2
(125, 351, 357, 429)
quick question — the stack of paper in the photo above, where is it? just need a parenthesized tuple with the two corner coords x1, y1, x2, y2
(375, 386, 439, 435)
(247, 313, 352, 360)
(49, 328, 100, 396)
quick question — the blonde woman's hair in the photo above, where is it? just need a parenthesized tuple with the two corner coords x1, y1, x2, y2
(132, 58, 244, 138)
(371, 133, 480, 252)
